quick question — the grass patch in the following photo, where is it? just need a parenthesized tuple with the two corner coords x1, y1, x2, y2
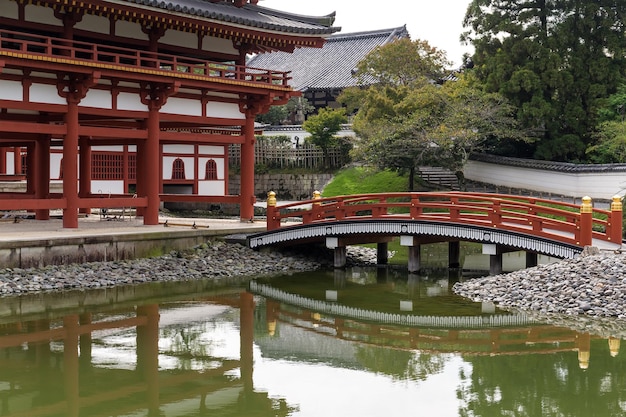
(322, 166, 409, 197)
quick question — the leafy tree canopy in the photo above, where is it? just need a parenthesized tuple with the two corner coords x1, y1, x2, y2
(352, 37, 450, 87)
(302, 107, 349, 168)
(463, 0, 626, 162)
(339, 38, 522, 190)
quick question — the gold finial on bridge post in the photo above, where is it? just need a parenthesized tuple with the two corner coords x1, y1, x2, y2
(266, 191, 279, 230)
(267, 191, 277, 207)
(313, 190, 321, 206)
(580, 196, 593, 213)
(610, 195, 623, 243)
(611, 195, 623, 211)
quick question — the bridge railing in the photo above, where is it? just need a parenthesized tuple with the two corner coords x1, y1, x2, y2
(265, 192, 623, 247)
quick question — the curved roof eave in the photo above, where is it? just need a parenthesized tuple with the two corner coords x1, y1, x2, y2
(116, 0, 340, 36)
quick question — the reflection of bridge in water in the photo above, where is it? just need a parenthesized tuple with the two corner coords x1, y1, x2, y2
(0, 280, 622, 415)
(250, 281, 621, 369)
(248, 192, 624, 274)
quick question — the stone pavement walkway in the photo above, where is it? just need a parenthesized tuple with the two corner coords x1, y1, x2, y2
(0, 213, 267, 243)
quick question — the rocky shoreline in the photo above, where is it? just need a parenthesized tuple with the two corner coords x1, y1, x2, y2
(453, 251, 626, 320)
(2, 237, 626, 338)
(0, 240, 377, 297)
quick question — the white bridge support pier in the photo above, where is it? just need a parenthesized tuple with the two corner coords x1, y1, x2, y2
(483, 244, 540, 275)
(326, 237, 347, 268)
(401, 236, 463, 273)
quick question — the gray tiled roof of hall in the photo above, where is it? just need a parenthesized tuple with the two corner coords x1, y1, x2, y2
(246, 26, 410, 91)
(119, 0, 339, 34)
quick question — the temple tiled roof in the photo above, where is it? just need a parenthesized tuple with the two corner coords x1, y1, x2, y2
(119, 0, 339, 35)
(247, 26, 410, 91)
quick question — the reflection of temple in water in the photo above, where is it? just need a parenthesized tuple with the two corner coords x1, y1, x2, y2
(0, 276, 621, 415)
(0, 286, 284, 416)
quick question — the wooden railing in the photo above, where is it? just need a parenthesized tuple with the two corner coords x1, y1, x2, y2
(265, 192, 624, 248)
(0, 29, 290, 87)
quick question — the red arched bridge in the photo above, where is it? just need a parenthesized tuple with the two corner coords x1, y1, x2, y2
(247, 192, 624, 273)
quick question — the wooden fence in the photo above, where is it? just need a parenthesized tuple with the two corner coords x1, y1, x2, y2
(228, 143, 349, 170)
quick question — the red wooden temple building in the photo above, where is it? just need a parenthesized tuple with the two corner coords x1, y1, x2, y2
(0, 0, 338, 228)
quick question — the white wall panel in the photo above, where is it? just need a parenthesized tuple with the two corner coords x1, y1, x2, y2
(117, 92, 148, 112)
(202, 36, 238, 55)
(464, 160, 624, 200)
(25, 4, 60, 26)
(50, 153, 62, 179)
(4, 2, 18, 19)
(161, 97, 201, 117)
(161, 29, 197, 49)
(92, 145, 125, 152)
(198, 181, 225, 195)
(115, 20, 147, 41)
(81, 89, 112, 109)
(163, 144, 194, 154)
(30, 84, 66, 105)
(6, 152, 14, 175)
(75, 14, 109, 34)
(199, 145, 225, 155)
(206, 101, 244, 119)
(0, 80, 23, 101)
(91, 181, 125, 195)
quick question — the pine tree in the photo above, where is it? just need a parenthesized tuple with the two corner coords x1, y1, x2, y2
(463, 0, 626, 161)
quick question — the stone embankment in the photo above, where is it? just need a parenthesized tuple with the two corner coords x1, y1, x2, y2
(0, 241, 377, 296)
(453, 250, 626, 320)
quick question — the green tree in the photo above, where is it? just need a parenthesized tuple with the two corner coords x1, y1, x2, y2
(463, 0, 626, 161)
(587, 122, 626, 164)
(302, 107, 348, 168)
(352, 37, 450, 87)
(256, 96, 314, 125)
(340, 38, 520, 190)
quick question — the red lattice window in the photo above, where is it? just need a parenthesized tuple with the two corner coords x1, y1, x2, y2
(128, 154, 136, 180)
(92, 153, 124, 180)
(205, 159, 218, 180)
(20, 152, 27, 175)
(172, 158, 186, 180)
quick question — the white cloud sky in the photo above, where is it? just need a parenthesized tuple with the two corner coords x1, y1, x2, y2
(260, 0, 474, 67)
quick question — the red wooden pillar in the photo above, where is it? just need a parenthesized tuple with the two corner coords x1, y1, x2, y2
(579, 196, 593, 247)
(240, 291, 254, 393)
(13, 146, 21, 175)
(239, 113, 256, 221)
(135, 141, 145, 217)
(63, 99, 80, 228)
(138, 82, 177, 224)
(0, 147, 6, 174)
(25, 143, 35, 194)
(143, 103, 160, 225)
(137, 304, 160, 414)
(63, 314, 80, 417)
(35, 135, 50, 220)
(610, 195, 623, 244)
(79, 136, 91, 214)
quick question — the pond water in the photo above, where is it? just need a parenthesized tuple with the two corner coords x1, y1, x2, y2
(0, 252, 624, 417)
